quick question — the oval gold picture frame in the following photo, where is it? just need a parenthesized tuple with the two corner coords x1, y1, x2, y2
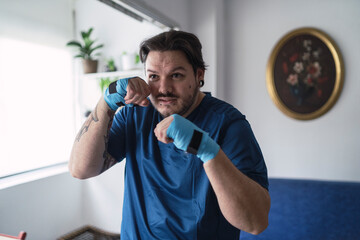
(266, 27, 344, 120)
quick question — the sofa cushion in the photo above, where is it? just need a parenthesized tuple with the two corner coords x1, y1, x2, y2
(240, 178, 360, 240)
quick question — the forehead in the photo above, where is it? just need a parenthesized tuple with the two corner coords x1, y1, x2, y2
(145, 50, 191, 72)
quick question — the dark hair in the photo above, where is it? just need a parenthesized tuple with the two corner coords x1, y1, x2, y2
(139, 30, 207, 74)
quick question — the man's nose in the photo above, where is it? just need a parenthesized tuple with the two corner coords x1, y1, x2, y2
(158, 78, 173, 93)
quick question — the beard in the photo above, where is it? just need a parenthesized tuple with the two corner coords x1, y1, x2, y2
(150, 86, 199, 118)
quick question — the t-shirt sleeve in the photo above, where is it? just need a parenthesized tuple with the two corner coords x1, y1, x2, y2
(107, 107, 127, 162)
(220, 118, 269, 190)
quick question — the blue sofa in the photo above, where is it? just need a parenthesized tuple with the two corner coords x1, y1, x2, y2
(240, 178, 360, 240)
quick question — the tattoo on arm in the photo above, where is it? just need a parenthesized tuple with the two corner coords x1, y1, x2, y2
(101, 148, 117, 173)
(100, 109, 117, 173)
(75, 104, 100, 142)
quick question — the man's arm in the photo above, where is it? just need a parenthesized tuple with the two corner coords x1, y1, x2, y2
(69, 77, 150, 179)
(154, 114, 270, 235)
(204, 150, 270, 235)
(69, 98, 117, 179)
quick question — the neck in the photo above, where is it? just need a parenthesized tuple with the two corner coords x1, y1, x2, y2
(182, 91, 205, 118)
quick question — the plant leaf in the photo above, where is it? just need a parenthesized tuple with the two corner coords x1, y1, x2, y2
(88, 44, 104, 55)
(87, 28, 93, 37)
(66, 41, 82, 48)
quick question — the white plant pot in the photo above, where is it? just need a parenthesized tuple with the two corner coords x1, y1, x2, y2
(121, 54, 136, 70)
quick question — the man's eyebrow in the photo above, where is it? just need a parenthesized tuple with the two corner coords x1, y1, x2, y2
(171, 66, 186, 72)
(146, 69, 157, 74)
(147, 66, 186, 73)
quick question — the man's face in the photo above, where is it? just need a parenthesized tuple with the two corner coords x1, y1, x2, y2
(146, 50, 204, 118)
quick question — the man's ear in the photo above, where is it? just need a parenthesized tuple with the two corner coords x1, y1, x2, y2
(196, 68, 205, 82)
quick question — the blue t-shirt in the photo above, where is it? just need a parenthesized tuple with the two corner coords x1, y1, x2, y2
(108, 93, 268, 239)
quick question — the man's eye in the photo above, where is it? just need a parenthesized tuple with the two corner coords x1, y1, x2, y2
(172, 73, 183, 79)
(148, 75, 159, 81)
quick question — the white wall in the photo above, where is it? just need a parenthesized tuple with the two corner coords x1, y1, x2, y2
(143, 0, 189, 30)
(0, 0, 73, 48)
(0, 173, 84, 239)
(224, 0, 360, 182)
(188, 0, 218, 96)
(188, 0, 226, 99)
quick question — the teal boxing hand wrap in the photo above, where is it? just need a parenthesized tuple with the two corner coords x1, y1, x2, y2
(166, 114, 220, 163)
(104, 77, 133, 110)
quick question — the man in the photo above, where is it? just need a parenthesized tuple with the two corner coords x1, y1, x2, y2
(69, 30, 270, 239)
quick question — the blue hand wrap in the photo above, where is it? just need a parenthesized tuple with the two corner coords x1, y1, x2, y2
(166, 114, 220, 163)
(104, 77, 133, 110)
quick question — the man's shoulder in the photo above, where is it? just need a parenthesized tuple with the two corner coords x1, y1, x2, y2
(200, 94, 245, 121)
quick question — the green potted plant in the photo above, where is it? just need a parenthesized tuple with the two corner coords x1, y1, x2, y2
(104, 58, 117, 72)
(66, 27, 104, 73)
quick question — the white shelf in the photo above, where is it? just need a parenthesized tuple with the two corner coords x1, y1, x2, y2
(82, 69, 145, 80)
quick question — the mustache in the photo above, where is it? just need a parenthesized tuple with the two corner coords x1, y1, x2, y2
(155, 92, 178, 98)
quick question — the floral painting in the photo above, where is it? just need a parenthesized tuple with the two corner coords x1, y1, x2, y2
(267, 28, 344, 120)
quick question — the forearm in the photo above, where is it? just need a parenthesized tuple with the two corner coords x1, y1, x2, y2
(69, 98, 117, 179)
(156, 114, 270, 233)
(203, 149, 270, 235)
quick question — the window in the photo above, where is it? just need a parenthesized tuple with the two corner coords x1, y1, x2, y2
(0, 37, 75, 178)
